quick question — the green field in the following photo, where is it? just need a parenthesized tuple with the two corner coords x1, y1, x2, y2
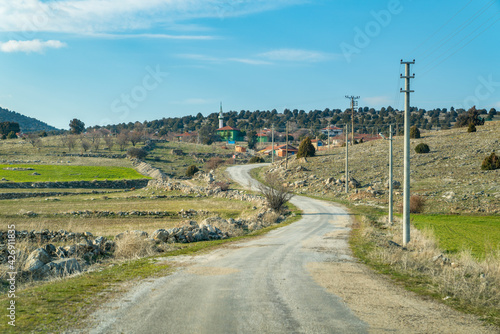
(412, 214, 500, 259)
(0, 164, 148, 182)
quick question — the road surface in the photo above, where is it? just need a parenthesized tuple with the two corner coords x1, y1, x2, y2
(84, 164, 496, 334)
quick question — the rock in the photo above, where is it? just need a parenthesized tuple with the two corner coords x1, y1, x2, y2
(129, 230, 148, 238)
(432, 254, 451, 265)
(152, 229, 169, 243)
(26, 248, 51, 265)
(442, 191, 455, 200)
(24, 259, 50, 277)
(47, 258, 81, 275)
(386, 180, 401, 189)
(83, 232, 93, 238)
(44, 244, 56, 255)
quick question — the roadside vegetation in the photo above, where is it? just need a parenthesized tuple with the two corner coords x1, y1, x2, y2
(0, 204, 301, 333)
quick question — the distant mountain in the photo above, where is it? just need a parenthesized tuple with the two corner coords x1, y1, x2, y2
(0, 107, 58, 133)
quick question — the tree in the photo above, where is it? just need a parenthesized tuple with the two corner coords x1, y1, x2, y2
(258, 172, 294, 213)
(103, 135, 114, 151)
(117, 131, 129, 150)
(6, 131, 17, 139)
(185, 165, 199, 177)
(247, 130, 257, 149)
(69, 118, 85, 134)
(199, 124, 216, 145)
(409, 126, 420, 139)
(25, 133, 41, 148)
(454, 106, 485, 128)
(128, 131, 142, 147)
(0, 122, 20, 136)
(481, 151, 500, 170)
(297, 137, 315, 158)
(127, 147, 148, 160)
(81, 139, 91, 152)
(468, 123, 476, 133)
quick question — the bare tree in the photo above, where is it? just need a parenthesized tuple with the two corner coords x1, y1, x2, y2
(128, 130, 142, 147)
(116, 131, 129, 151)
(258, 172, 294, 213)
(88, 130, 102, 151)
(81, 139, 91, 152)
(25, 133, 42, 148)
(103, 135, 114, 151)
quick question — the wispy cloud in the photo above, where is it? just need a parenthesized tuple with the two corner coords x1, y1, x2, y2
(177, 54, 272, 65)
(88, 33, 216, 40)
(258, 49, 337, 62)
(0, 39, 66, 53)
(363, 96, 392, 106)
(0, 0, 305, 34)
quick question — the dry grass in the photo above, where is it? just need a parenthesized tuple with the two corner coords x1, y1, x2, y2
(113, 234, 156, 259)
(357, 216, 500, 326)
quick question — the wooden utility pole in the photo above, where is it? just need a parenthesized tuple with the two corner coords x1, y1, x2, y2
(271, 124, 275, 164)
(345, 125, 349, 193)
(400, 59, 415, 246)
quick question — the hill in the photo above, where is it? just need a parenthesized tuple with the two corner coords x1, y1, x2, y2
(262, 121, 500, 215)
(0, 106, 58, 133)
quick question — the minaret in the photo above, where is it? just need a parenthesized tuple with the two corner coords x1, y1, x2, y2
(218, 102, 224, 129)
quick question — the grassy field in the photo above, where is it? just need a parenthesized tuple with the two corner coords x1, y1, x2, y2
(0, 204, 302, 333)
(0, 188, 258, 237)
(0, 164, 147, 182)
(411, 214, 500, 259)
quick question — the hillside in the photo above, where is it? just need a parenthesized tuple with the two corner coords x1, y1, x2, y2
(262, 121, 500, 215)
(0, 106, 58, 133)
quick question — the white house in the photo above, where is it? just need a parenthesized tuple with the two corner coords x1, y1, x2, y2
(321, 126, 343, 137)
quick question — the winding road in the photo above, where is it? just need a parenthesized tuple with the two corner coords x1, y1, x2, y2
(85, 164, 496, 334)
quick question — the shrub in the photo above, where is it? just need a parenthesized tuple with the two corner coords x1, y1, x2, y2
(186, 165, 199, 177)
(297, 137, 315, 158)
(410, 126, 420, 139)
(455, 106, 485, 128)
(127, 147, 148, 159)
(6, 131, 17, 139)
(249, 156, 265, 163)
(481, 151, 500, 170)
(114, 234, 155, 259)
(258, 172, 294, 213)
(398, 195, 426, 214)
(415, 143, 430, 154)
(206, 157, 225, 170)
(212, 181, 229, 191)
(467, 123, 476, 133)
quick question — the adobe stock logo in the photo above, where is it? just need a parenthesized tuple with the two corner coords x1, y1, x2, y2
(340, 0, 405, 63)
(102, 65, 168, 126)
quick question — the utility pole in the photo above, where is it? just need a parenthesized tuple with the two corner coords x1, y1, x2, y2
(345, 124, 349, 193)
(345, 95, 360, 146)
(285, 121, 289, 170)
(379, 125, 394, 224)
(271, 124, 275, 164)
(400, 59, 415, 246)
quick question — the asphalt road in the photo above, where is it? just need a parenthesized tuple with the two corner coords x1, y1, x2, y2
(89, 164, 368, 333)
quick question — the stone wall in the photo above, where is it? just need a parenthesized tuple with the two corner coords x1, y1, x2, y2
(0, 179, 149, 189)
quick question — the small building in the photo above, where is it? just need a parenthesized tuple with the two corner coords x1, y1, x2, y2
(216, 126, 244, 142)
(311, 139, 324, 150)
(257, 132, 269, 143)
(235, 146, 247, 153)
(276, 144, 298, 157)
(321, 126, 343, 137)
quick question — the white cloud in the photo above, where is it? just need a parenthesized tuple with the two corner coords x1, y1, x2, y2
(177, 54, 271, 65)
(0, 39, 66, 53)
(363, 96, 392, 106)
(0, 0, 305, 34)
(258, 49, 337, 62)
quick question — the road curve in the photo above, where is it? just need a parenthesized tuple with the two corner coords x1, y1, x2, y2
(88, 164, 368, 333)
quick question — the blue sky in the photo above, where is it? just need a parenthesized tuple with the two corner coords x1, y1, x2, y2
(0, 0, 499, 129)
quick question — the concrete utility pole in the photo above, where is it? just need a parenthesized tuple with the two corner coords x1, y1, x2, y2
(285, 121, 289, 170)
(379, 125, 394, 224)
(271, 124, 275, 164)
(400, 59, 415, 246)
(345, 95, 360, 146)
(345, 125, 349, 194)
